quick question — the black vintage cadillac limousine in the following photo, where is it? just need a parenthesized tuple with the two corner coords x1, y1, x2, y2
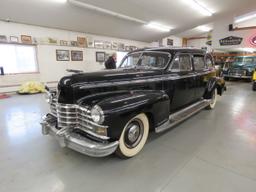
(41, 48, 226, 158)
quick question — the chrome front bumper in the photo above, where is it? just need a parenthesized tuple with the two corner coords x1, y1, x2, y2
(41, 115, 119, 157)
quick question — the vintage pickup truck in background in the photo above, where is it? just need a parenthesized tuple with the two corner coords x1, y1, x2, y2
(41, 48, 226, 158)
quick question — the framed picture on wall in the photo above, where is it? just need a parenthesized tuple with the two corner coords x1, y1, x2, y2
(70, 41, 78, 47)
(94, 40, 104, 49)
(112, 42, 118, 50)
(47, 37, 58, 45)
(21, 35, 32, 44)
(118, 43, 125, 51)
(0, 35, 7, 42)
(104, 41, 112, 49)
(167, 38, 173, 46)
(77, 37, 87, 48)
(71, 50, 83, 61)
(87, 37, 94, 48)
(96, 52, 105, 62)
(56, 50, 70, 61)
(60, 40, 68, 46)
(10, 36, 19, 43)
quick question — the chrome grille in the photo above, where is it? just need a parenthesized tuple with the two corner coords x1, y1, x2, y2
(229, 69, 246, 76)
(49, 98, 98, 132)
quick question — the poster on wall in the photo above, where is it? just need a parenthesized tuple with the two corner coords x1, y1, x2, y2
(71, 50, 83, 61)
(56, 50, 70, 61)
(219, 36, 243, 46)
(167, 38, 173, 46)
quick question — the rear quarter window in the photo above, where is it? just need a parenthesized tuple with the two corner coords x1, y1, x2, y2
(193, 55, 205, 70)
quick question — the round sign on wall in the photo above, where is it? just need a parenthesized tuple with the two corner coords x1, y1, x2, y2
(249, 35, 256, 46)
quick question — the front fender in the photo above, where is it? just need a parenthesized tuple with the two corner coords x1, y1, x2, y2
(97, 90, 170, 140)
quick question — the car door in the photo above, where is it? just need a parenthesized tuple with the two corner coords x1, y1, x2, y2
(164, 53, 197, 112)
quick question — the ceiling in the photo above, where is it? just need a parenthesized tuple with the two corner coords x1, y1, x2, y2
(0, 0, 256, 42)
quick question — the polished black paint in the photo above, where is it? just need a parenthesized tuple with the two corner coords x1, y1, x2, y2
(56, 48, 222, 140)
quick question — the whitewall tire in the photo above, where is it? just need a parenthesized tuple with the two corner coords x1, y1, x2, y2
(206, 89, 217, 110)
(116, 113, 149, 158)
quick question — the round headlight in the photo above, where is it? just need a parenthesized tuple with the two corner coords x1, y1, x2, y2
(91, 105, 104, 124)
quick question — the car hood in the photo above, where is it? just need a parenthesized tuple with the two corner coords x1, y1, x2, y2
(57, 68, 163, 104)
(59, 68, 162, 86)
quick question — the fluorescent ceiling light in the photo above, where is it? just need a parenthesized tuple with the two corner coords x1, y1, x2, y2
(182, 0, 214, 16)
(235, 11, 256, 23)
(145, 22, 172, 32)
(52, 0, 67, 3)
(196, 25, 211, 32)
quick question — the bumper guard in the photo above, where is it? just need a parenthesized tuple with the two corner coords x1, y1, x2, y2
(41, 114, 119, 157)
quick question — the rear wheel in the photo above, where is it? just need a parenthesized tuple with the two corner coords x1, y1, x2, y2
(115, 113, 149, 158)
(206, 89, 217, 110)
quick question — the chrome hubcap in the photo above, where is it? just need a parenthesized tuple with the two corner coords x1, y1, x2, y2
(128, 125, 140, 143)
(124, 119, 144, 148)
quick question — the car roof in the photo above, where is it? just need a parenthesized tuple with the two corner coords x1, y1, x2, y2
(128, 47, 206, 55)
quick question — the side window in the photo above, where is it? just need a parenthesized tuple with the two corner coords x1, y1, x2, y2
(180, 55, 192, 71)
(205, 55, 214, 69)
(193, 55, 205, 70)
(170, 54, 192, 72)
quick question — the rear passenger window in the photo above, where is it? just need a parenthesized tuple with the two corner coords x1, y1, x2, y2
(171, 54, 192, 72)
(193, 55, 205, 70)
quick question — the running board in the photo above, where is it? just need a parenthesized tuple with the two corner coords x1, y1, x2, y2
(155, 99, 211, 133)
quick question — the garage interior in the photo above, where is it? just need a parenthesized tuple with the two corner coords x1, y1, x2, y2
(0, 0, 256, 192)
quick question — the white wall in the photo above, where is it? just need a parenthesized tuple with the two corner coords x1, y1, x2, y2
(186, 33, 213, 52)
(162, 36, 183, 47)
(0, 21, 149, 92)
(212, 16, 256, 49)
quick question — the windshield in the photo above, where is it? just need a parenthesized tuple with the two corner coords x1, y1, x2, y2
(119, 51, 171, 69)
(232, 57, 256, 67)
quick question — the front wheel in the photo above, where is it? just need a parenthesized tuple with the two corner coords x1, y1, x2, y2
(115, 113, 149, 158)
(206, 89, 217, 110)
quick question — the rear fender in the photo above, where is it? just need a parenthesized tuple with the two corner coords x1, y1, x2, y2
(204, 77, 226, 99)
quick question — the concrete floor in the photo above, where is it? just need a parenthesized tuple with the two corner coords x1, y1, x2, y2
(0, 81, 256, 192)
